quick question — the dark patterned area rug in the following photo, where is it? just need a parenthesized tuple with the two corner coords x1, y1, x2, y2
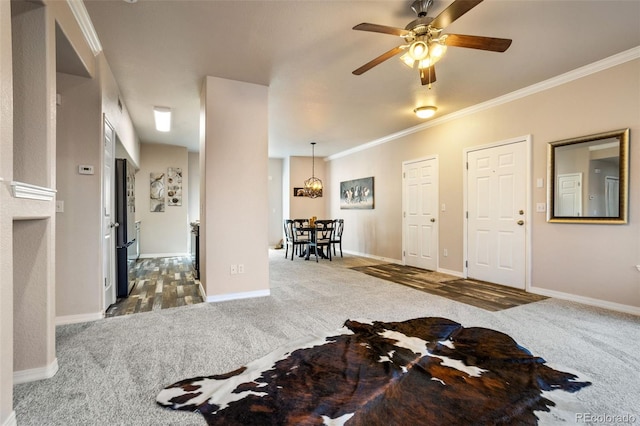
(350, 263, 547, 311)
(157, 317, 591, 425)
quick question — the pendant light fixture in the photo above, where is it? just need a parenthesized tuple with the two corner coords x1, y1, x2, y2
(304, 142, 323, 198)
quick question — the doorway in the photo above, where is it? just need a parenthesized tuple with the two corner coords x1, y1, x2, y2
(464, 137, 530, 289)
(403, 156, 439, 271)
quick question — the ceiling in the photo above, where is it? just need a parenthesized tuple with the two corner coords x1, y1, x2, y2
(83, 0, 640, 158)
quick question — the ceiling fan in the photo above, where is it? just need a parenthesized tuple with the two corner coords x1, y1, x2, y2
(352, 0, 512, 86)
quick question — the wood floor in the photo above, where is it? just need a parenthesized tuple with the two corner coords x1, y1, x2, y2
(350, 263, 547, 311)
(105, 256, 204, 318)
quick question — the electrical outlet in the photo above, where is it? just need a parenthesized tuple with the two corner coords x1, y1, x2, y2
(56, 200, 64, 213)
(536, 203, 546, 212)
(230, 264, 237, 275)
(238, 264, 245, 274)
(443, 248, 448, 257)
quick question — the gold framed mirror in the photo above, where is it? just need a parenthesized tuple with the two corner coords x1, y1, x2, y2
(547, 128, 629, 224)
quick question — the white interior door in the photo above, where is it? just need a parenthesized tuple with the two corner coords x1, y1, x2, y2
(403, 157, 438, 271)
(103, 117, 116, 309)
(556, 173, 582, 216)
(467, 141, 526, 289)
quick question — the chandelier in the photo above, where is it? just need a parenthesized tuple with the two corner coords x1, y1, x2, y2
(304, 142, 323, 198)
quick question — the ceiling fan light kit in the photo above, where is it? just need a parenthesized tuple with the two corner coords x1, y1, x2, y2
(409, 40, 429, 60)
(352, 0, 512, 85)
(414, 106, 437, 119)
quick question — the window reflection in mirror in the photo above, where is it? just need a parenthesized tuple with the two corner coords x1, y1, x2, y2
(547, 129, 629, 224)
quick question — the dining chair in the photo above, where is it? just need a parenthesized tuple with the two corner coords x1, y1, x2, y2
(284, 219, 309, 260)
(308, 220, 335, 262)
(330, 219, 344, 257)
(292, 219, 310, 252)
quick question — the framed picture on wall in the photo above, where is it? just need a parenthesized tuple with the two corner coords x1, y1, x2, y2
(150, 172, 165, 212)
(340, 177, 374, 209)
(293, 187, 306, 197)
(167, 167, 183, 206)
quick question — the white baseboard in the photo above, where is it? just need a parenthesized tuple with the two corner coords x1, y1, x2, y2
(56, 311, 104, 326)
(530, 286, 640, 316)
(1, 411, 16, 426)
(13, 358, 59, 385)
(206, 289, 270, 303)
(437, 267, 464, 278)
(138, 252, 190, 259)
(343, 250, 402, 265)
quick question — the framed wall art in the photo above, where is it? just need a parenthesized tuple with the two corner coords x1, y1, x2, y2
(167, 167, 183, 206)
(150, 172, 165, 212)
(340, 176, 374, 209)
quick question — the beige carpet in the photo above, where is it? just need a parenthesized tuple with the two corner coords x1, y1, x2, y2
(12, 250, 640, 425)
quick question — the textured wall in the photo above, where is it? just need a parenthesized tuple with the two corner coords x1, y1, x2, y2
(0, 1, 14, 423)
(201, 76, 269, 298)
(327, 59, 640, 308)
(136, 143, 189, 256)
(55, 72, 102, 318)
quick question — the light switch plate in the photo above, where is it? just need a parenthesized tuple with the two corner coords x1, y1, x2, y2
(536, 203, 546, 212)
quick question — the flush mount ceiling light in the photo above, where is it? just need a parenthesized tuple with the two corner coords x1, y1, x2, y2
(303, 142, 323, 199)
(153, 106, 171, 132)
(414, 105, 437, 119)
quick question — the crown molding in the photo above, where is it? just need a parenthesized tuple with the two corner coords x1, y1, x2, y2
(327, 46, 640, 161)
(67, 0, 102, 55)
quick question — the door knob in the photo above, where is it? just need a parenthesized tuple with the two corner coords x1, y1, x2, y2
(110, 222, 119, 228)
(430, 218, 436, 222)
(517, 220, 524, 226)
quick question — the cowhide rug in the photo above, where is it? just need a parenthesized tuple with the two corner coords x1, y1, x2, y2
(157, 317, 591, 425)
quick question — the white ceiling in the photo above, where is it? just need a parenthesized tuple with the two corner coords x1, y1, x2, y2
(83, 0, 640, 158)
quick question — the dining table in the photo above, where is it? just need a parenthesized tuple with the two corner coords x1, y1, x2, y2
(294, 226, 327, 260)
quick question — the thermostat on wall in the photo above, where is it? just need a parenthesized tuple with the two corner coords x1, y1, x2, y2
(78, 165, 95, 175)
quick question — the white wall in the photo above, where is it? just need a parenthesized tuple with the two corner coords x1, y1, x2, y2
(327, 57, 640, 310)
(201, 76, 269, 299)
(135, 143, 189, 256)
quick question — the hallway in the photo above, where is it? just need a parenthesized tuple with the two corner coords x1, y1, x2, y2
(105, 256, 204, 317)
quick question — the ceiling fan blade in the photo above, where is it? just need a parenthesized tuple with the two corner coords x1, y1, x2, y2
(420, 66, 436, 86)
(444, 34, 512, 52)
(430, 0, 484, 29)
(353, 23, 410, 37)
(352, 45, 407, 75)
